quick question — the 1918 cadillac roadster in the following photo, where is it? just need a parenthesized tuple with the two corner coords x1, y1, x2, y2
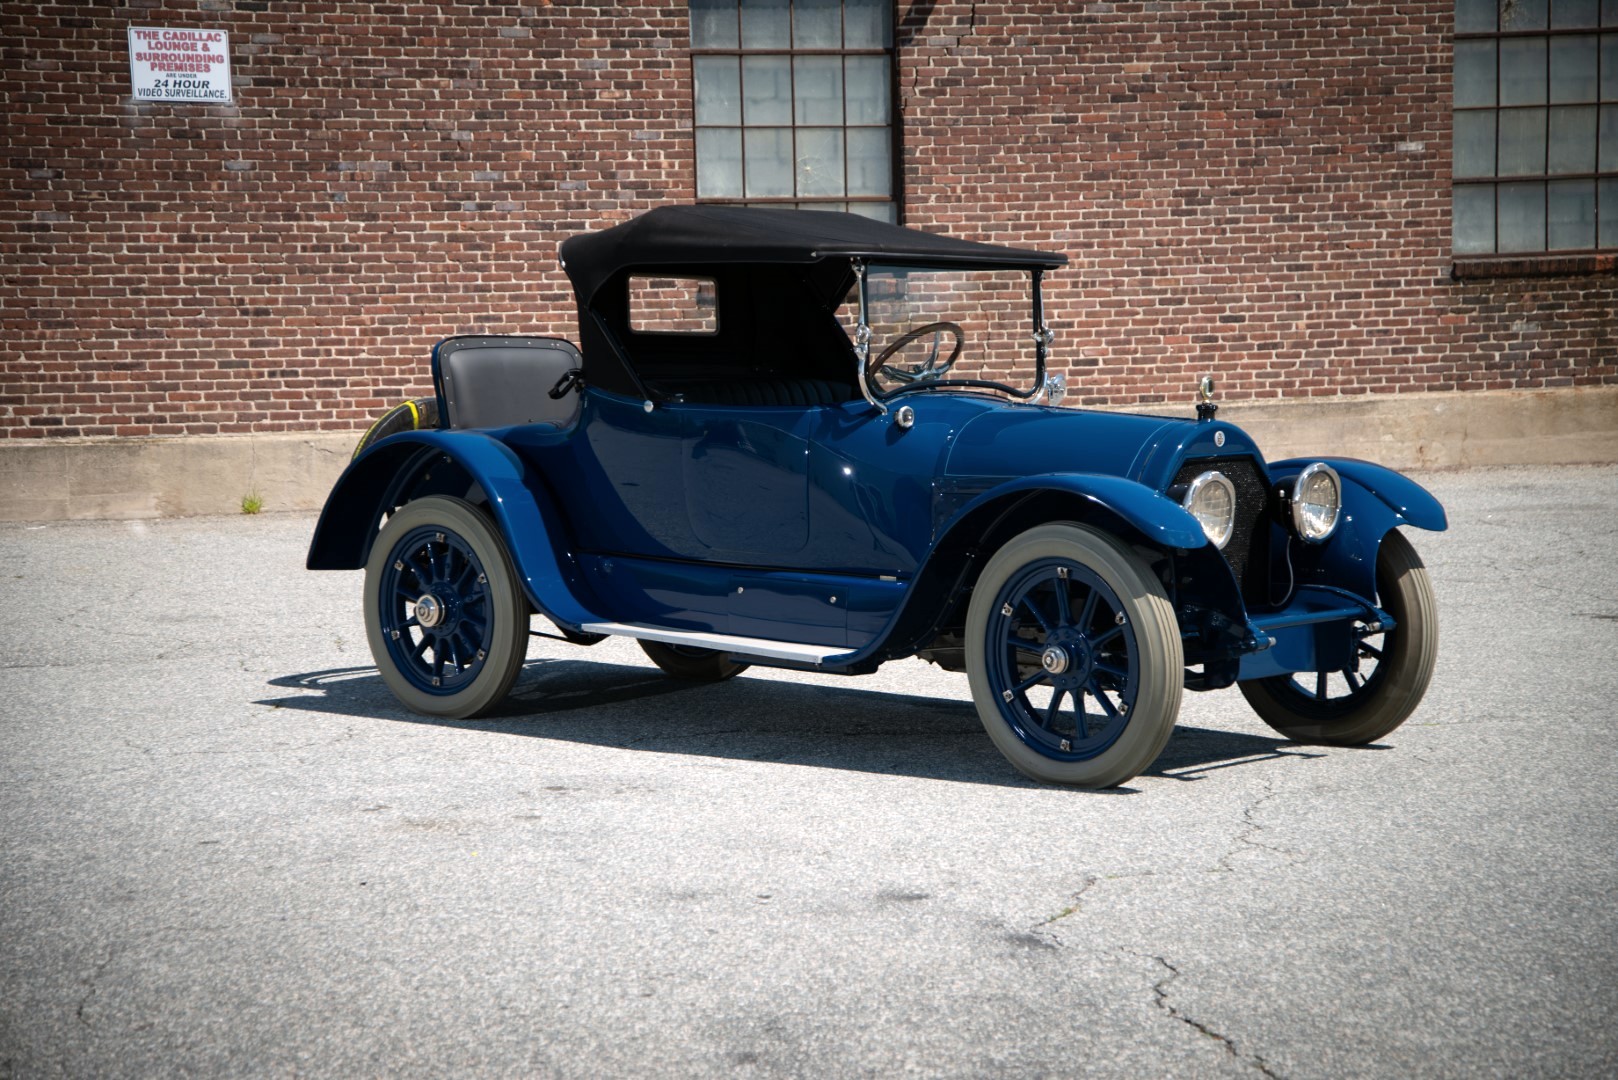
(308, 206, 1445, 788)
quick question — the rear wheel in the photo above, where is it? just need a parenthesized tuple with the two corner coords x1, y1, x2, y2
(966, 523, 1183, 788)
(363, 496, 528, 718)
(1240, 529, 1437, 745)
(638, 640, 749, 682)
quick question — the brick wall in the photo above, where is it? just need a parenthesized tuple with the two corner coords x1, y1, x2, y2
(2, 1, 1613, 439)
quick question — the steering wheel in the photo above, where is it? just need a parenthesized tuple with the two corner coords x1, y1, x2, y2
(865, 321, 965, 385)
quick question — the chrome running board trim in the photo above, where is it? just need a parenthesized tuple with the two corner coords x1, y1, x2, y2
(579, 621, 851, 665)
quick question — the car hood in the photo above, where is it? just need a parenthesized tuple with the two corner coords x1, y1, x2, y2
(944, 405, 1262, 491)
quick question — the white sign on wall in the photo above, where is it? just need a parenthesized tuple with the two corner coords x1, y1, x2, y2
(127, 26, 232, 103)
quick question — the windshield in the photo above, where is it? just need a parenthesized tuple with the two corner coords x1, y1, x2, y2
(839, 264, 1045, 399)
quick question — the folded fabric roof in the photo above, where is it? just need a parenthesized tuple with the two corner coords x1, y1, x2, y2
(560, 204, 1065, 306)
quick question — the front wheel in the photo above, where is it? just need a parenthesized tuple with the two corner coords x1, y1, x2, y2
(1240, 529, 1437, 745)
(965, 523, 1183, 788)
(363, 496, 529, 718)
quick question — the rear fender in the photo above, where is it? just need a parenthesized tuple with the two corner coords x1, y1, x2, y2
(306, 430, 601, 629)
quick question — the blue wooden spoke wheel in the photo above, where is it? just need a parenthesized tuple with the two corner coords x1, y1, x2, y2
(966, 523, 1182, 788)
(363, 496, 529, 719)
(1240, 529, 1437, 746)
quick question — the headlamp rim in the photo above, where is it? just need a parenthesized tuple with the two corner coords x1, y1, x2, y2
(1182, 469, 1237, 550)
(1290, 461, 1342, 543)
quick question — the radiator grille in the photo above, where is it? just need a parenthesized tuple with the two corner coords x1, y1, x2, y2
(1171, 456, 1270, 601)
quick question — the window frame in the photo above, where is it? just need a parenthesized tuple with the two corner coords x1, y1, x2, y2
(689, 0, 901, 222)
(1452, 2, 1618, 258)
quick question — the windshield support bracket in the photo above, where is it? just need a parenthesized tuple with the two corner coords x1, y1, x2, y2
(851, 260, 888, 417)
(1030, 269, 1053, 396)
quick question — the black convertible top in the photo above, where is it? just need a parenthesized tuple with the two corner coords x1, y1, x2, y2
(560, 205, 1066, 306)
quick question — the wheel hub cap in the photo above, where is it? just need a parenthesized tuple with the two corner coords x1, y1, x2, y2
(1041, 645, 1070, 675)
(414, 593, 445, 628)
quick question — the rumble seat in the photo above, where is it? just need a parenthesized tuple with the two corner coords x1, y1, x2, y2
(436, 336, 583, 430)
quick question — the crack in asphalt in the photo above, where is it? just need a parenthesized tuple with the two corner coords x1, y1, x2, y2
(1138, 953, 1283, 1079)
(1025, 875, 1097, 946)
(1213, 779, 1302, 873)
(76, 944, 122, 1029)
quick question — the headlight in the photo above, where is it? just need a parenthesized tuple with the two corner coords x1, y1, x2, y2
(1181, 470, 1236, 549)
(1290, 462, 1342, 542)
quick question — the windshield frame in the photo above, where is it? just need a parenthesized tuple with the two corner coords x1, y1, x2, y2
(852, 260, 1052, 405)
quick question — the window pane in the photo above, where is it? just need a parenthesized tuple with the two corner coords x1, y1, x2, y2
(1457, 0, 1497, 31)
(1550, 36, 1598, 102)
(793, 0, 841, 47)
(1551, 0, 1599, 27)
(1606, 0, 1618, 25)
(744, 128, 794, 196)
(739, 0, 790, 48)
(1502, 0, 1548, 29)
(1603, 35, 1618, 99)
(796, 128, 845, 195)
(691, 0, 739, 48)
(1456, 111, 1498, 177)
(1547, 179, 1597, 248)
(847, 126, 891, 195)
(1599, 179, 1618, 247)
(849, 201, 897, 224)
(697, 128, 744, 198)
(1600, 105, 1618, 169)
(1499, 180, 1548, 249)
(694, 57, 741, 126)
(844, 0, 893, 47)
(845, 55, 892, 123)
(1454, 184, 1497, 253)
(1499, 108, 1548, 173)
(742, 55, 791, 125)
(1548, 105, 1598, 171)
(794, 55, 843, 125)
(1455, 40, 1498, 107)
(1500, 38, 1548, 105)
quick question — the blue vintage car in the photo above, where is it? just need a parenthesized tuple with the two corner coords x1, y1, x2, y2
(308, 206, 1445, 788)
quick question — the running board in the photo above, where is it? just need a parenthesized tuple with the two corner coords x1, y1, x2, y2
(578, 621, 851, 665)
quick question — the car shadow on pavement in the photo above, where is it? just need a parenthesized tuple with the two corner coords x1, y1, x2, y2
(260, 657, 1330, 790)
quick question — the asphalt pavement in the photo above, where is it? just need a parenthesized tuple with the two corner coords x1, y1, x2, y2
(2, 465, 1616, 1078)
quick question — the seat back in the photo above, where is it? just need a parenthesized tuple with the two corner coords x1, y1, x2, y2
(435, 336, 583, 430)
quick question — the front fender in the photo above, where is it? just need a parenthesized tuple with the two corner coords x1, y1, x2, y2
(827, 474, 1211, 669)
(306, 430, 602, 630)
(1268, 458, 1446, 602)
(1270, 457, 1447, 532)
(944, 473, 1211, 552)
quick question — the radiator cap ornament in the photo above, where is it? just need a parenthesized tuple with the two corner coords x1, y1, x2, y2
(1196, 375, 1218, 422)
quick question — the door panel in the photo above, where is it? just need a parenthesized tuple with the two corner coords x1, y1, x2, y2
(683, 414, 811, 555)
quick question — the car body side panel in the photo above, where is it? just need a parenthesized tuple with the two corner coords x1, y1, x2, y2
(524, 392, 693, 558)
(571, 552, 901, 649)
(945, 407, 1196, 482)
